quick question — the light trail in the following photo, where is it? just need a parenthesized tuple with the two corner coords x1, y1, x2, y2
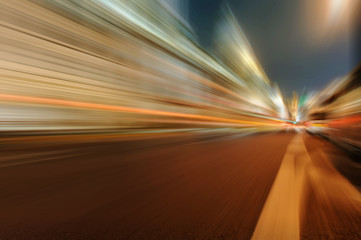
(0, 93, 284, 127)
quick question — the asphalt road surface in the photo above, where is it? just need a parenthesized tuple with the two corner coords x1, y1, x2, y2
(1, 131, 360, 239)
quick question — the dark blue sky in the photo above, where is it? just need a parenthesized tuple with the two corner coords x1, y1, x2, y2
(188, 0, 359, 96)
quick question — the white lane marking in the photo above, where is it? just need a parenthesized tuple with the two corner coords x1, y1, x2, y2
(252, 134, 311, 240)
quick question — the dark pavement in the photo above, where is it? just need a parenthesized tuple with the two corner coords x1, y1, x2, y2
(0, 131, 360, 239)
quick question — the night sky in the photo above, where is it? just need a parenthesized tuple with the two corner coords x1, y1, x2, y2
(188, 0, 360, 96)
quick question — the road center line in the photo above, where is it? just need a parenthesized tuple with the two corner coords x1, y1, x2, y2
(251, 134, 311, 240)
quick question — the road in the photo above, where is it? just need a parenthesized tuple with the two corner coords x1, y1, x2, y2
(0, 131, 360, 239)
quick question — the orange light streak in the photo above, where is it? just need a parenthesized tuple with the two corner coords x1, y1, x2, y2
(0, 93, 279, 126)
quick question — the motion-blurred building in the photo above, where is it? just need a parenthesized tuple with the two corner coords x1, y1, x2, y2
(0, 0, 288, 133)
(305, 64, 361, 155)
